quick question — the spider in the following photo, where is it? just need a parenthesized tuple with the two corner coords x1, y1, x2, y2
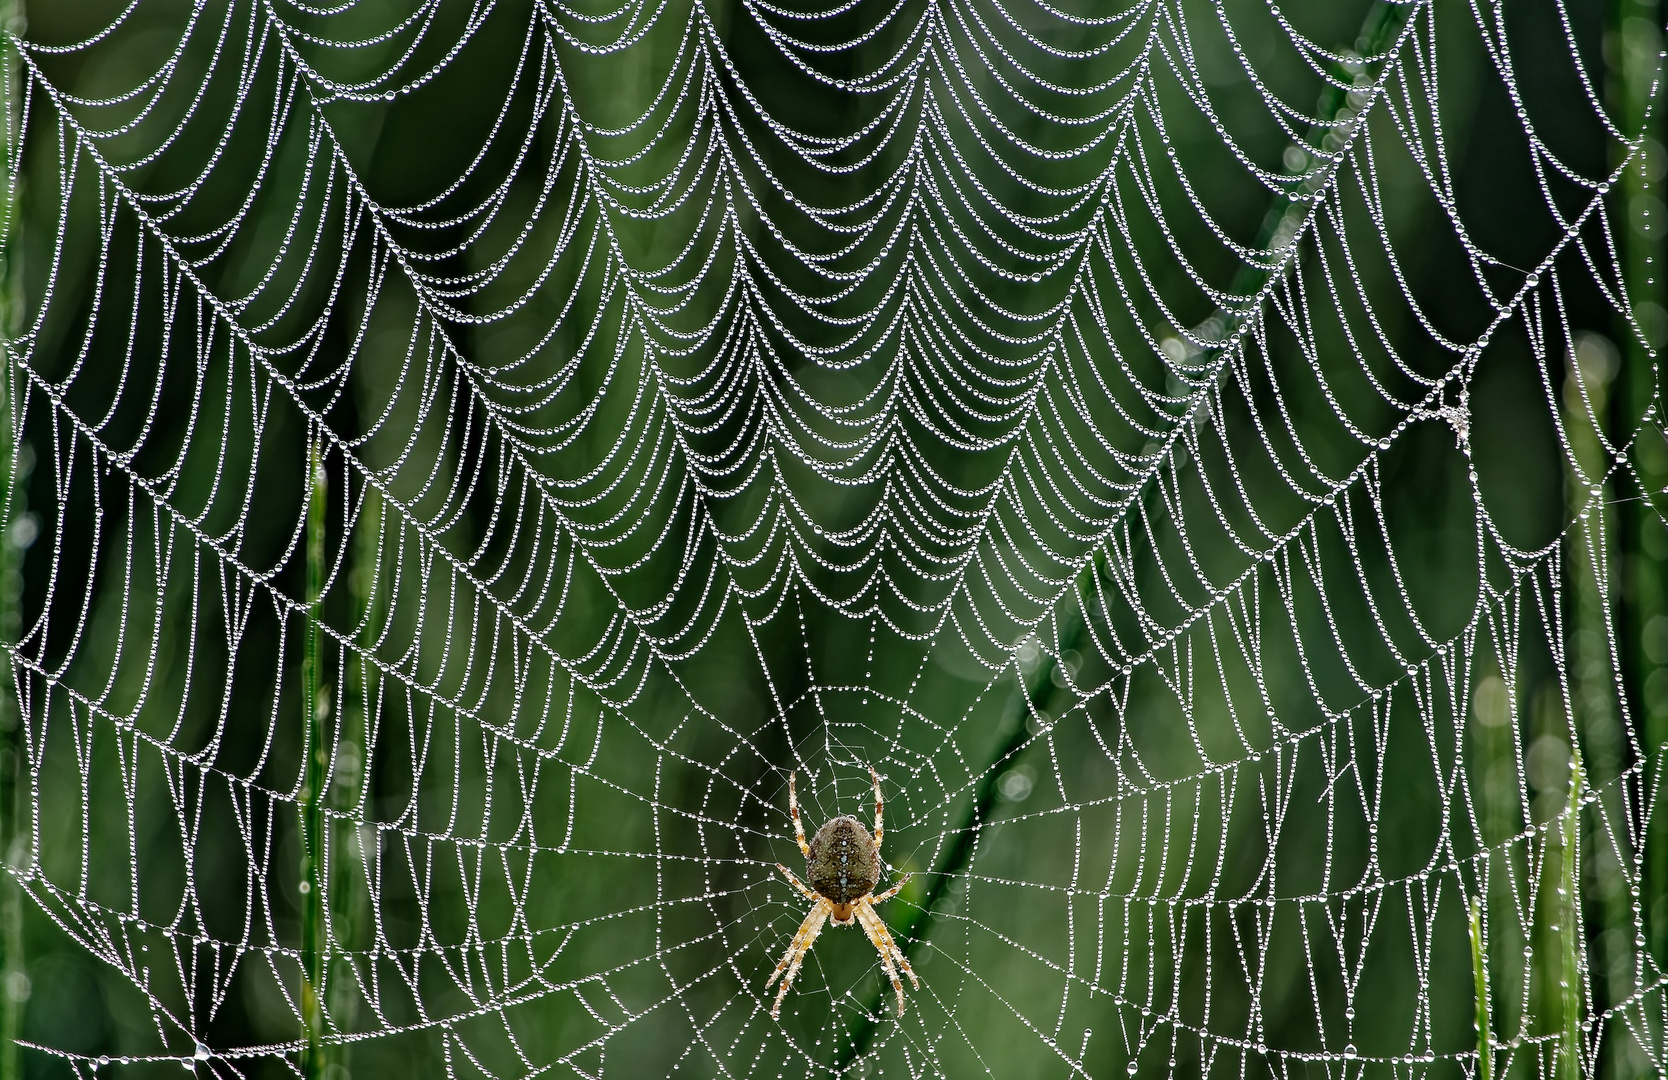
(765, 766, 920, 1018)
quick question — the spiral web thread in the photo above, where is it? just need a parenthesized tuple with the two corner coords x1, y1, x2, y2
(0, 0, 1665, 1076)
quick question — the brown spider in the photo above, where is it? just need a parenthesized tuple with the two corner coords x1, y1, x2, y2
(765, 766, 920, 1018)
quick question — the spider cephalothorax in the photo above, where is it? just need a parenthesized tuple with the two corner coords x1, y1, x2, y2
(765, 767, 919, 1017)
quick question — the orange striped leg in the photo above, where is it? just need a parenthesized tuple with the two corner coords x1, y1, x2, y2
(776, 863, 819, 902)
(766, 898, 829, 1017)
(856, 898, 919, 1016)
(869, 765, 884, 846)
(789, 772, 810, 857)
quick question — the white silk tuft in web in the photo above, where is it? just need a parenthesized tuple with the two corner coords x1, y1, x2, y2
(0, 0, 1665, 1076)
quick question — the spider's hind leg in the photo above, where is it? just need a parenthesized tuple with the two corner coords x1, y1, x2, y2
(776, 863, 819, 903)
(871, 874, 910, 904)
(855, 897, 919, 1017)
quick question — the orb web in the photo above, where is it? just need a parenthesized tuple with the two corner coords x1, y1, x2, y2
(0, 0, 1665, 1076)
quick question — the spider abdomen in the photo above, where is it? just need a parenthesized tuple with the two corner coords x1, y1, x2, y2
(806, 815, 880, 904)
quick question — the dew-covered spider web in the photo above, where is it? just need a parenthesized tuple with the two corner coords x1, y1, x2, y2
(1, 0, 1666, 1075)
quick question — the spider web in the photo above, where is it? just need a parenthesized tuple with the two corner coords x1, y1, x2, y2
(0, 0, 1665, 1076)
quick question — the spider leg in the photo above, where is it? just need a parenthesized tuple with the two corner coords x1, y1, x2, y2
(871, 873, 910, 904)
(855, 897, 920, 1017)
(789, 772, 811, 858)
(766, 898, 830, 1018)
(776, 863, 820, 903)
(869, 765, 884, 847)
(866, 902, 918, 989)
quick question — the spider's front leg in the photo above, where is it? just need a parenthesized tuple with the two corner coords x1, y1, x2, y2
(766, 898, 830, 1018)
(869, 765, 884, 847)
(788, 771, 811, 858)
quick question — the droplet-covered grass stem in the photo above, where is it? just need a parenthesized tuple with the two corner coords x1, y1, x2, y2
(300, 436, 330, 1078)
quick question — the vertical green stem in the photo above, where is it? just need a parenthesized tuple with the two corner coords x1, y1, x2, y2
(1562, 333, 1608, 1080)
(1558, 205, 1657, 1070)
(300, 436, 329, 1076)
(0, 4, 24, 1077)
(1558, 751, 1585, 1080)
(327, 483, 381, 1079)
(1606, 0, 1667, 974)
(1470, 898, 1493, 1080)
